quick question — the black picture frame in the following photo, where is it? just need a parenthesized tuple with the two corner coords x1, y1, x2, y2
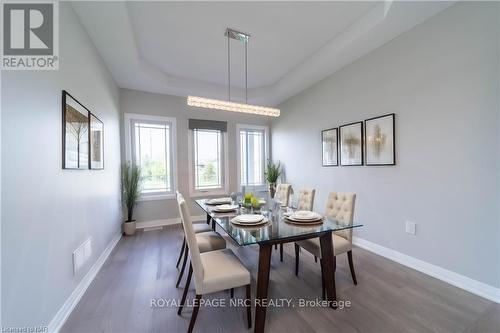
(339, 121, 364, 166)
(62, 90, 90, 170)
(364, 113, 396, 166)
(90, 113, 104, 169)
(321, 128, 338, 166)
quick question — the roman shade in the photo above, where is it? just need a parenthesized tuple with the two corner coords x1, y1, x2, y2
(188, 119, 227, 132)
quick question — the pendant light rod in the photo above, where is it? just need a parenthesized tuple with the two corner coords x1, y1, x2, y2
(225, 28, 250, 103)
(227, 32, 231, 101)
(245, 38, 248, 103)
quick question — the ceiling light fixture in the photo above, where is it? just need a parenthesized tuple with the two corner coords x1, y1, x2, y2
(187, 28, 280, 117)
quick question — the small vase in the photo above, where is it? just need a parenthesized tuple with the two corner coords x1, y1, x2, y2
(269, 183, 276, 198)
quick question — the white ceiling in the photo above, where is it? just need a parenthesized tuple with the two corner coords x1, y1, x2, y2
(72, 1, 454, 106)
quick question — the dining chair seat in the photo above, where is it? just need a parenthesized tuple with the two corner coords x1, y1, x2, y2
(199, 248, 251, 294)
(176, 227, 226, 289)
(296, 233, 351, 258)
(193, 223, 213, 234)
(196, 231, 226, 253)
(176, 223, 213, 270)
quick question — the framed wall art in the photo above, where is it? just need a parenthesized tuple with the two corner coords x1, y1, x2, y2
(321, 128, 338, 166)
(62, 91, 90, 169)
(365, 113, 395, 166)
(339, 121, 363, 166)
(90, 113, 104, 169)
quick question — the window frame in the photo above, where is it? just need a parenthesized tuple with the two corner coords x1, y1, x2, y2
(124, 113, 177, 201)
(188, 128, 229, 197)
(236, 124, 269, 190)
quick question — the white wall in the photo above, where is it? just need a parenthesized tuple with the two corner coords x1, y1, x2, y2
(1, 3, 122, 327)
(272, 2, 500, 288)
(119, 89, 271, 222)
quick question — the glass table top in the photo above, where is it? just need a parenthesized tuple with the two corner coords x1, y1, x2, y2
(195, 198, 363, 246)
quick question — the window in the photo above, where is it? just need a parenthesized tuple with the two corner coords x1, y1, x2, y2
(188, 120, 228, 196)
(237, 124, 269, 187)
(124, 114, 176, 200)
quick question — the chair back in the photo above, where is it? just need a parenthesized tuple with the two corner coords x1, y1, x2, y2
(297, 188, 316, 211)
(275, 183, 291, 206)
(324, 192, 356, 242)
(176, 192, 204, 292)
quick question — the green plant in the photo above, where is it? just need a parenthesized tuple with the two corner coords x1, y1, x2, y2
(265, 160, 281, 184)
(122, 163, 142, 222)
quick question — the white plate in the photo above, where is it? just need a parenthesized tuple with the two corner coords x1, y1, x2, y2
(292, 211, 317, 220)
(231, 217, 268, 227)
(213, 204, 238, 212)
(233, 214, 264, 224)
(287, 212, 323, 222)
(206, 197, 232, 205)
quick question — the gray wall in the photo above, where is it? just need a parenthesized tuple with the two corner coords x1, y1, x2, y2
(272, 2, 500, 288)
(119, 89, 271, 222)
(1, 3, 122, 327)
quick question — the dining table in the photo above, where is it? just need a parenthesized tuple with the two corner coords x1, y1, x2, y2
(194, 197, 362, 333)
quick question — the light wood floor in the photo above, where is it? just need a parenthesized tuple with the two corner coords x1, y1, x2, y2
(62, 225, 499, 333)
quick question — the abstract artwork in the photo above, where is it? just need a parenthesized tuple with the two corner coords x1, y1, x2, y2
(63, 91, 89, 169)
(339, 121, 363, 166)
(322, 128, 338, 166)
(365, 113, 395, 165)
(90, 113, 104, 169)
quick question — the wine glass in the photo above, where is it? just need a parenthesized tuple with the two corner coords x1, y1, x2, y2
(289, 193, 297, 211)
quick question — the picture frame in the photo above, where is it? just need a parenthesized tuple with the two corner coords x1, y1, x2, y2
(365, 113, 395, 166)
(321, 128, 338, 166)
(339, 121, 363, 166)
(90, 113, 104, 169)
(62, 90, 90, 169)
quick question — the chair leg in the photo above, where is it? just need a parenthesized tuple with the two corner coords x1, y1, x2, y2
(246, 284, 252, 329)
(320, 258, 325, 300)
(274, 244, 277, 250)
(187, 294, 202, 333)
(176, 236, 186, 269)
(176, 244, 189, 288)
(294, 244, 300, 276)
(177, 264, 193, 315)
(314, 255, 318, 263)
(280, 244, 284, 262)
(347, 250, 357, 285)
(230, 288, 234, 298)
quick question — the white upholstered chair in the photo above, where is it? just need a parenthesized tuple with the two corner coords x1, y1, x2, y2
(175, 223, 212, 268)
(275, 183, 292, 206)
(279, 188, 317, 261)
(295, 192, 357, 298)
(297, 188, 316, 211)
(175, 196, 226, 288)
(176, 193, 252, 333)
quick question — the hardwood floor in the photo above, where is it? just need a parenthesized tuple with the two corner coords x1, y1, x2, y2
(62, 225, 499, 333)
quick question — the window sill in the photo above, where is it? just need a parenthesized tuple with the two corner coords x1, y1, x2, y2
(189, 190, 229, 198)
(138, 193, 175, 202)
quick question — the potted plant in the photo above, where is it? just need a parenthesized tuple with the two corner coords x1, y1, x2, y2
(265, 160, 281, 198)
(122, 163, 142, 236)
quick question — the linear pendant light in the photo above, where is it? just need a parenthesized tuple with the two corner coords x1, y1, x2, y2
(187, 28, 280, 117)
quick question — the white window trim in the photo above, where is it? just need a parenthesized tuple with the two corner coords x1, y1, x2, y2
(188, 128, 229, 198)
(236, 124, 269, 191)
(124, 113, 177, 201)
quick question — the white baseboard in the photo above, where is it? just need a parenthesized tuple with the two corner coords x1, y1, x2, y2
(48, 231, 122, 332)
(353, 237, 500, 304)
(136, 215, 206, 229)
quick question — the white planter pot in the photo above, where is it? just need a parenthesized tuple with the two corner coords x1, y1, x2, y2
(123, 221, 136, 236)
